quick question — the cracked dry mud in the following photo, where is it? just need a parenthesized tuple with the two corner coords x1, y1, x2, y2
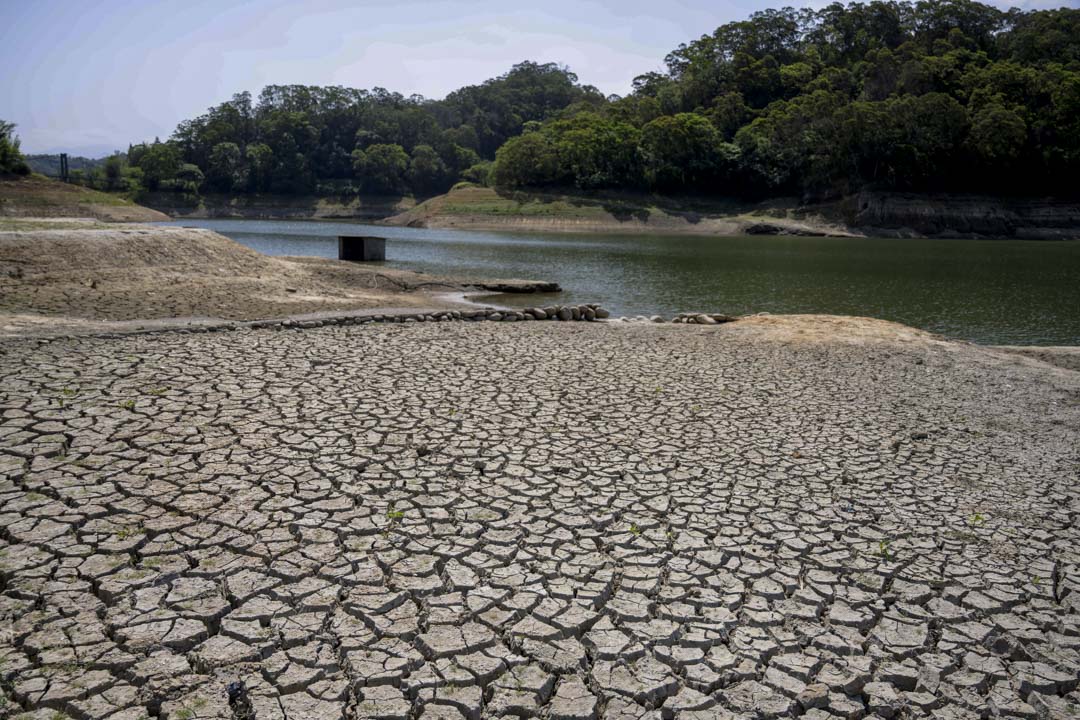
(0, 318, 1078, 720)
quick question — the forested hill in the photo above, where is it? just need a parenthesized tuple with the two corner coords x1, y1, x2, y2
(107, 0, 1078, 202)
(25, 154, 107, 177)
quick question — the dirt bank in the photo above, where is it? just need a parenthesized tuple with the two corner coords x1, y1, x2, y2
(0, 219, 557, 335)
(0, 175, 169, 222)
(143, 191, 415, 220)
(383, 185, 852, 237)
(383, 185, 1080, 240)
(852, 192, 1080, 239)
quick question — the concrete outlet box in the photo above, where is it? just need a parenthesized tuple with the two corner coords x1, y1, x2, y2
(338, 236, 386, 261)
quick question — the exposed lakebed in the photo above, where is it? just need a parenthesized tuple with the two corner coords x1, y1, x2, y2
(161, 218, 1080, 345)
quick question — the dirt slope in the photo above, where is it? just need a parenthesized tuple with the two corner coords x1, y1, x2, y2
(0, 175, 169, 222)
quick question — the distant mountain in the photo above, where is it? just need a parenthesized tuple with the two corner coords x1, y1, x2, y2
(25, 153, 108, 177)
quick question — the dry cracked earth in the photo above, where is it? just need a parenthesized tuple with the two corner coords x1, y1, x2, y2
(1, 319, 1079, 720)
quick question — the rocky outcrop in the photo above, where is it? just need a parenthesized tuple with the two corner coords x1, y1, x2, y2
(744, 222, 827, 236)
(852, 192, 1080, 239)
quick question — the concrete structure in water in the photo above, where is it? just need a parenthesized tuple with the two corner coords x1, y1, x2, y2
(338, 235, 386, 261)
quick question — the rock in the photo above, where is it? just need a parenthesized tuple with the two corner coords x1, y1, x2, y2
(695, 314, 717, 325)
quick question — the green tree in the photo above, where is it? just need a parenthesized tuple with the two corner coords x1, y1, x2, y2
(175, 163, 205, 194)
(0, 120, 30, 175)
(461, 161, 494, 186)
(407, 144, 449, 195)
(102, 153, 126, 191)
(138, 142, 182, 190)
(547, 113, 643, 189)
(967, 100, 1027, 166)
(641, 113, 736, 190)
(361, 143, 409, 194)
(492, 133, 560, 188)
(207, 142, 242, 192)
(245, 143, 274, 192)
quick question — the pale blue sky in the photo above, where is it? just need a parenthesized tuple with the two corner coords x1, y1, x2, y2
(2, 0, 1075, 156)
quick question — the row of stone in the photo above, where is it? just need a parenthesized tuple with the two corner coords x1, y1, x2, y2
(66, 306, 752, 343)
(78, 304, 616, 340)
(268, 304, 613, 330)
(606, 313, 742, 325)
(672, 312, 740, 325)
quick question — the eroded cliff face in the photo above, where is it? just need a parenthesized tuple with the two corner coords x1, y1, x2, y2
(852, 192, 1080, 239)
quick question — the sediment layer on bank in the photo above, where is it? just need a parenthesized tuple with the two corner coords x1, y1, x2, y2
(384, 185, 1080, 240)
(142, 191, 416, 220)
(852, 192, 1080, 239)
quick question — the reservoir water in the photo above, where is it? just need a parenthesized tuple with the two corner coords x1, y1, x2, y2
(161, 218, 1080, 346)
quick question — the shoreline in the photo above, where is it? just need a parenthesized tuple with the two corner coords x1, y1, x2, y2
(4, 300, 1078, 365)
(2, 218, 1076, 349)
(7, 175, 1079, 240)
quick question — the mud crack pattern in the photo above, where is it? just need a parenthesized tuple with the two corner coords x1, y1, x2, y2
(0, 321, 1078, 720)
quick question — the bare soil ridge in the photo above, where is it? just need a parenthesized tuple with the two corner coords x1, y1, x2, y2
(0, 175, 168, 222)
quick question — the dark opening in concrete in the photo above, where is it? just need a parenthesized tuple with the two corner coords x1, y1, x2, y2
(339, 236, 386, 261)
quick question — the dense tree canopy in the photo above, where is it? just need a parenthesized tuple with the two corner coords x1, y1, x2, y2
(106, 2, 1079, 200)
(494, 0, 1080, 198)
(112, 61, 598, 198)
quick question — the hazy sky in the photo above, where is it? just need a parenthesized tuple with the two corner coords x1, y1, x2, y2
(3, 0, 1076, 156)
